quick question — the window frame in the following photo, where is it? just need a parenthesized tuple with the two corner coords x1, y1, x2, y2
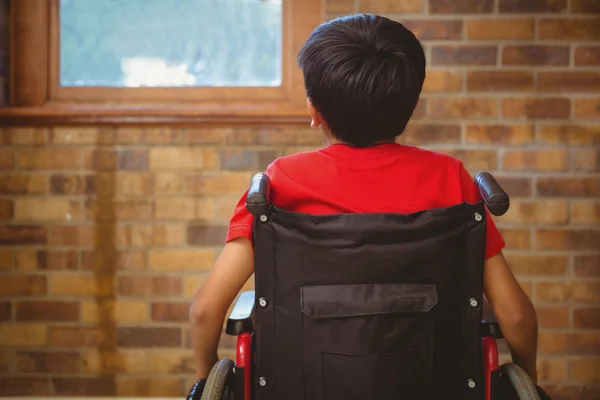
(2, 0, 324, 124)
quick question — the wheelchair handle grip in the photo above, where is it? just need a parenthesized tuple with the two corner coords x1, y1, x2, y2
(475, 172, 510, 217)
(246, 173, 271, 217)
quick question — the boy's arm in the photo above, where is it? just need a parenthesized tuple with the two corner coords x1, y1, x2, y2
(189, 237, 254, 379)
(484, 251, 538, 383)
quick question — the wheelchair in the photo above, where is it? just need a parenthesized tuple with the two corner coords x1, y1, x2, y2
(199, 172, 541, 400)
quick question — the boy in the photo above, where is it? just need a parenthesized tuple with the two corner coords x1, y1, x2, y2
(187, 14, 539, 398)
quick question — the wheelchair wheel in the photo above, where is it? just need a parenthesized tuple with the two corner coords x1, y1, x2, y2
(500, 363, 541, 400)
(200, 358, 235, 400)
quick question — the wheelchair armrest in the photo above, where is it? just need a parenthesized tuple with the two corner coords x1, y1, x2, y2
(226, 291, 255, 336)
(482, 300, 504, 339)
(246, 173, 271, 217)
(475, 172, 510, 217)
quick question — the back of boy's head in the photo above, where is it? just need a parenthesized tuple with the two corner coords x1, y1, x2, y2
(297, 14, 426, 148)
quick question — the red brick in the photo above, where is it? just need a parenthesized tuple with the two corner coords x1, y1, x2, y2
(400, 20, 462, 40)
(466, 19, 534, 40)
(0, 198, 12, 220)
(187, 225, 228, 246)
(575, 256, 600, 277)
(85, 199, 152, 221)
(83, 149, 149, 171)
(537, 177, 599, 197)
(0, 350, 11, 372)
(574, 308, 600, 329)
(226, 127, 324, 146)
(82, 250, 146, 271)
(50, 126, 115, 145)
(15, 198, 81, 222)
(499, 0, 567, 12)
(539, 332, 567, 354)
(423, 71, 462, 93)
(505, 254, 568, 276)
(16, 250, 79, 271)
(149, 147, 218, 170)
(3, 127, 48, 146)
(53, 377, 116, 396)
(575, 99, 600, 118)
(571, 0, 600, 13)
(467, 71, 534, 92)
(359, 0, 423, 13)
(503, 46, 569, 66)
(48, 326, 111, 347)
(495, 176, 532, 197)
(0, 173, 48, 194)
(571, 201, 600, 224)
(0, 149, 14, 169)
(115, 223, 186, 247)
(503, 200, 568, 223)
(575, 46, 600, 66)
(572, 148, 599, 171)
(536, 229, 600, 250)
(499, 228, 531, 249)
(151, 302, 189, 322)
(502, 98, 570, 119)
(567, 332, 600, 355)
(431, 45, 497, 66)
(117, 275, 182, 297)
(326, 0, 354, 13)
(537, 306, 569, 328)
(537, 124, 600, 145)
(16, 351, 80, 373)
(116, 127, 183, 145)
(442, 149, 498, 170)
(118, 327, 181, 348)
(0, 301, 11, 321)
(403, 124, 461, 144)
(539, 18, 600, 40)
(49, 225, 95, 246)
(538, 72, 600, 93)
(50, 174, 95, 195)
(428, 98, 498, 119)
(16, 149, 80, 170)
(0, 275, 46, 296)
(0, 225, 47, 245)
(502, 149, 568, 171)
(429, 0, 493, 13)
(185, 172, 252, 196)
(117, 377, 185, 397)
(0, 377, 51, 396)
(221, 149, 281, 171)
(543, 384, 600, 400)
(15, 301, 80, 322)
(466, 125, 534, 145)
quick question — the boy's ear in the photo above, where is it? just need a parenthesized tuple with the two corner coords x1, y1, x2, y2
(306, 97, 322, 129)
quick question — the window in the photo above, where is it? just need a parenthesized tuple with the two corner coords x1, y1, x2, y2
(4, 0, 323, 123)
(60, 0, 283, 88)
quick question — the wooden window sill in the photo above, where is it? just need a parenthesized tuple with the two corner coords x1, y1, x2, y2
(0, 103, 309, 126)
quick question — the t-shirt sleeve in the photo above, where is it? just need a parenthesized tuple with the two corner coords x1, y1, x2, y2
(225, 188, 254, 243)
(458, 163, 506, 260)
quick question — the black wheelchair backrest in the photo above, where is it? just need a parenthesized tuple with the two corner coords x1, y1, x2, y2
(244, 171, 509, 400)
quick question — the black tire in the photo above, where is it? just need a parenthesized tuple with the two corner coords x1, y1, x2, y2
(500, 363, 541, 400)
(200, 358, 235, 400)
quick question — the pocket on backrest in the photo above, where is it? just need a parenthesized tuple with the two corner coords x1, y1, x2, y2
(300, 283, 438, 400)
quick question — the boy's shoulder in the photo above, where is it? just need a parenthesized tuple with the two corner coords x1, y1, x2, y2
(266, 145, 466, 173)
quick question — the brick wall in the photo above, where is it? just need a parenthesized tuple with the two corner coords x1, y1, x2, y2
(0, 0, 8, 105)
(0, 0, 599, 398)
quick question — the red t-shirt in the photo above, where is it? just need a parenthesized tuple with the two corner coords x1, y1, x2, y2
(226, 143, 505, 260)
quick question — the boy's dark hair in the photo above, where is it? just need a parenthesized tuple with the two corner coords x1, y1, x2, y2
(297, 14, 426, 148)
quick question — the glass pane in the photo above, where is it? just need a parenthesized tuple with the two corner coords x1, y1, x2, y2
(59, 0, 282, 87)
